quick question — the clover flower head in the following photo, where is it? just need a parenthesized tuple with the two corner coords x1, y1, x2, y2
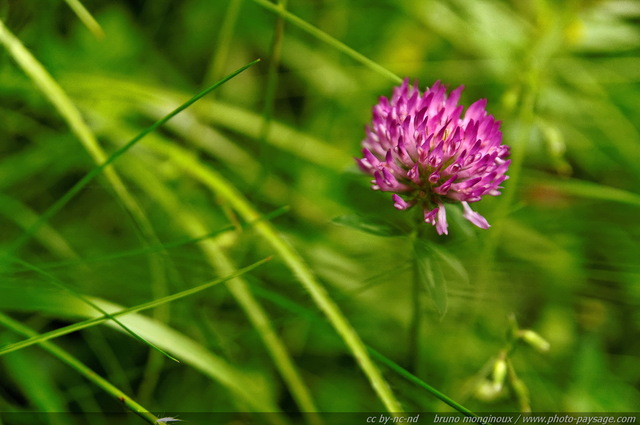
(356, 79, 510, 235)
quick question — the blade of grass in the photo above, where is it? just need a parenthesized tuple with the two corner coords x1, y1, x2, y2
(368, 348, 483, 421)
(81, 95, 304, 224)
(529, 175, 640, 207)
(0, 313, 159, 425)
(96, 115, 341, 228)
(83, 328, 134, 396)
(249, 0, 402, 84)
(0, 15, 174, 360)
(146, 137, 403, 412)
(256, 0, 287, 190)
(0, 337, 66, 413)
(63, 0, 105, 39)
(0, 49, 259, 254)
(5, 256, 181, 363)
(0, 257, 271, 357)
(123, 161, 320, 420)
(0, 258, 284, 417)
(248, 283, 482, 418)
(205, 0, 243, 84)
(0, 17, 155, 259)
(24, 206, 289, 273)
(0, 193, 80, 262)
(199, 241, 321, 419)
(62, 75, 348, 170)
(2, 46, 251, 385)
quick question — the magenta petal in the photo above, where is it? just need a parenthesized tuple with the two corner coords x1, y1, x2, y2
(462, 201, 490, 229)
(362, 148, 380, 169)
(435, 202, 448, 235)
(393, 194, 412, 210)
(424, 207, 437, 224)
(356, 79, 509, 235)
(407, 164, 421, 184)
(464, 99, 488, 123)
(433, 175, 457, 195)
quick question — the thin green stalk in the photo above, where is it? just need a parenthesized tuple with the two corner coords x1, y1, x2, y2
(0, 313, 159, 424)
(0, 48, 257, 386)
(136, 349, 164, 404)
(0, 54, 257, 396)
(368, 347, 484, 422)
(83, 329, 134, 395)
(0, 17, 172, 368)
(61, 74, 347, 170)
(63, 0, 105, 38)
(407, 242, 423, 374)
(202, 242, 321, 421)
(0, 17, 160, 276)
(5, 256, 180, 363)
(148, 140, 403, 412)
(123, 162, 320, 420)
(1, 54, 259, 254)
(19, 207, 288, 273)
(1, 262, 284, 417)
(471, 74, 537, 296)
(206, 0, 244, 84)
(472, 7, 571, 295)
(248, 284, 481, 417)
(255, 0, 287, 190)
(249, 0, 402, 84)
(0, 258, 270, 357)
(0, 193, 81, 262)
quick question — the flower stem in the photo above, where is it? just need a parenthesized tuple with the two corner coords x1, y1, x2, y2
(369, 347, 482, 420)
(408, 232, 423, 373)
(249, 0, 402, 84)
(152, 141, 403, 413)
(0, 313, 159, 424)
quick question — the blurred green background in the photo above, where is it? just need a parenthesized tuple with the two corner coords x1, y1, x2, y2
(1, 0, 639, 423)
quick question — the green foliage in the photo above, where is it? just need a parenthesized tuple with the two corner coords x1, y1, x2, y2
(414, 239, 449, 318)
(332, 214, 407, 237)
(1, 0, 639, 423)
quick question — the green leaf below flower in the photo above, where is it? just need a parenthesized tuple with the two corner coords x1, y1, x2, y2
(332, 214, 406, 237)
(413, 240, 448, 318)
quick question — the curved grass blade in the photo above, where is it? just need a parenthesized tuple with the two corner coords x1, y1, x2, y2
(0, 313, 159, 425)
(5, 256, 180, 363)
(413, 240, 448, 319)
(206, 0, 244, 84)
(0, 257, 271, 357)
(0, 193, 81, 262)
(63, 0, 105, 39)
(0, 15, 207, 392)
(61, 75, 349, 170)
(0, 259, 282, 418)
(247, 284, 482, 417)
(249, 0, 402, 84)
(146, 138, 403, 412)
(529, 175, 640, 207)
(367, 347, 484, 422)
(1, 19, 171, 352)
(255, 0, 287, 191)
(332, 213, 406, 237)
(0, 17, 154, 260)
(249, 284, 482, 418)
(122, 164, 320, 419)
(16, 206, 289, 273)
(0, 52, 260, 254)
